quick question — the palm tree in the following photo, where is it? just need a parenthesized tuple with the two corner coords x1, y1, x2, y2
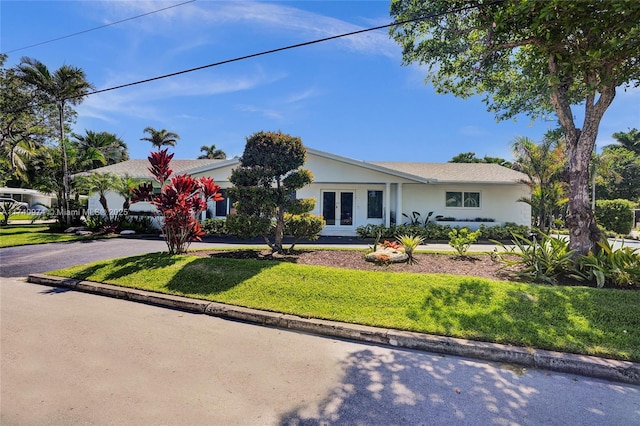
(140, 127, 180, 149)
(511, 136, 567, 233)
(611, 128, 640, 155)
(197, 144, 226, 159)
(72, 130, 128, 171)
(74, 172, 117, 223)
(17, 57, 94, 224)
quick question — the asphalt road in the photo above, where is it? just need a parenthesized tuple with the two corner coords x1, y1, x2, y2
(0, 237, 214, 278)
(2, 278, 639, 425)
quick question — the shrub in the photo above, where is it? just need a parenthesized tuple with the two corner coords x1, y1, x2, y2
(596, 199, 634, 235)
(574, 238, 640, 288)
(494, 233, 576, 284)
(202, 218, 228, 236)
(448, 228, 481, 256)
(284, 213, 325, 251)
(119, 216, 156, 234)
(132, 149, 223, 254)
(84, 213, 105, 231)
(356, 224, 397, 239)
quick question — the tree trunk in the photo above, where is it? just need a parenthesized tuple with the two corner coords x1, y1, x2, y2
(565, 129, 601, 255)
(273, 206, 285, 253)
(58, 103, 71, 225)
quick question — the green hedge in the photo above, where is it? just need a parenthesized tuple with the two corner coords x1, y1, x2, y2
(596, 199, 635, 235)
(356, 222, 530, 241)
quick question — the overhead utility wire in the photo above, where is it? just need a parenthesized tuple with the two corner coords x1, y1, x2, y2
(4, 0, 505, 113)
(1, 0, 196, 55)
(86, 0, 505, 98)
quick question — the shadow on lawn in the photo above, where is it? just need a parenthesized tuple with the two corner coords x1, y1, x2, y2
(163, 256, 280, 296)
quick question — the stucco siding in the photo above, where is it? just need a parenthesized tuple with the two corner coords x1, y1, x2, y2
(305, 155, 414, 184)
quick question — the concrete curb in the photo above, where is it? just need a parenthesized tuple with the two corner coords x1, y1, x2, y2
(27, 273, 640, 386)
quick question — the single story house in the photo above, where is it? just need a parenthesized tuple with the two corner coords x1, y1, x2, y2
(81, 148, 531, 236)
(0, 187, 56, 211)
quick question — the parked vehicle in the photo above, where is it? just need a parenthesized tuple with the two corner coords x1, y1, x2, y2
(0, 197, 29, 211)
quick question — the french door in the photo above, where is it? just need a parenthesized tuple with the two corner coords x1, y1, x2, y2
(322, 191, 354, 226)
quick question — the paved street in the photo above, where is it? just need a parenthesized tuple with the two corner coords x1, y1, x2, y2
(2, 278, 639, 425)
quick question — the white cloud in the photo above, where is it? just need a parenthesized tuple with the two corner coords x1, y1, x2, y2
(92, 1, 397, 58)
(235, 104, 283, 120)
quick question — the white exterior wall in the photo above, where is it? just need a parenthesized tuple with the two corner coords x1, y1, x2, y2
(398, 183, 531, 227)
(85, 153, 531, 237)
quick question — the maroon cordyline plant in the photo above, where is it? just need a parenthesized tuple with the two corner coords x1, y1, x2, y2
(131, 149, 223, 254)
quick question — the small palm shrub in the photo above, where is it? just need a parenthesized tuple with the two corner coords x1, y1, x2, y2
(397, 234, 424, 263)
(448, 228, 481, 256)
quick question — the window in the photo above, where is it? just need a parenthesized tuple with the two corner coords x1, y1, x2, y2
(215, 189, 230, 217)
(367, 190, 383, 219)
(446, 191, 480, 208)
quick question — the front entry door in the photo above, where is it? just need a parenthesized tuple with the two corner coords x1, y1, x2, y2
(322, 191, 354, 226)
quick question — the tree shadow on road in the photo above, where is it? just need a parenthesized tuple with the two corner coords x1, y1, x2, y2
(278, 347, 636, 425)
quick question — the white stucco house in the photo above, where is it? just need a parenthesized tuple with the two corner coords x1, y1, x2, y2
(80, 148, 531, 237)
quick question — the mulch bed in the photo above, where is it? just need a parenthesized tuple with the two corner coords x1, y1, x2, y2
(190, 249, 521, 281)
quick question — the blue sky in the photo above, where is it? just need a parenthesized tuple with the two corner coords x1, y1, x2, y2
(2, 0, 639, 162)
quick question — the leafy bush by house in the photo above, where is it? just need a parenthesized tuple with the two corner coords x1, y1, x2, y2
(202, 218, 227, 236)
(283, 213, 325, 250)
(595, 199, 635, 235)
(448, 228, 481, 256)
(356, 222, 529, 241)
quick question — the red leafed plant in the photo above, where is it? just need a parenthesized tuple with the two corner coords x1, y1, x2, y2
(132, 149, 223, 254)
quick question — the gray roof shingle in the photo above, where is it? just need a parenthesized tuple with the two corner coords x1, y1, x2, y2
(74, 159, 224, 179)
(370, 162, 527, 184)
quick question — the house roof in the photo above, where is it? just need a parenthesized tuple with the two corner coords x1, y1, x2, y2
(369, 162, 527, 184)
(73, 159, 229, 179)
(75, 148, 526, 185)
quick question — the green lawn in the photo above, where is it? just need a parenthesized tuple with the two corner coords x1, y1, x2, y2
(0, 226, 103, 248)
(50, 252, 640, 362)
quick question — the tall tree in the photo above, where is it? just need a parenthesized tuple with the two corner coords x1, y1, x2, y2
(0, 54, 54, 185)
(17, 57, 94, 225)
(390, 0, 640, 254)
(197, 144, 227, 159)
(227, 131, 315, 253)
(140, 127, 180, 148)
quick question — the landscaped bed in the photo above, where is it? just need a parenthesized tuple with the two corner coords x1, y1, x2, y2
(48, 249, 640, 362)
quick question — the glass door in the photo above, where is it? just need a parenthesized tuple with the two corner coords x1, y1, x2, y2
(322, 191, 354, 226)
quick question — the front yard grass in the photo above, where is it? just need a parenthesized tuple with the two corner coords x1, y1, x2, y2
(0, 226, 103, 248)
(49, 252, 640, 362)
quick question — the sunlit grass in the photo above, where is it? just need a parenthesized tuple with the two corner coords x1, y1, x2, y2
(0, 226, 103, 248)
(50, 252, 640, 362)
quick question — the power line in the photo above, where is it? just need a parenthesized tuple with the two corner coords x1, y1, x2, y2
(4, 0, 505, 112)
(87, 0, 505, 97)
(1, 0, 196, 55)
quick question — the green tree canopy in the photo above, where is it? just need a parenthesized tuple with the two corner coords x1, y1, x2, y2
(227, 131, 317, 253)
(390, 0, 640, 254)
(72, 130, 129, 171)
(449, 151, 512, 167)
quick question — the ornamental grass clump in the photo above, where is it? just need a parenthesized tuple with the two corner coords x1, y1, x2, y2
(397, 234, 424, 264)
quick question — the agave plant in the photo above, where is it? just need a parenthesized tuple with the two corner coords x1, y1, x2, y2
(397, 234, 425, 264)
